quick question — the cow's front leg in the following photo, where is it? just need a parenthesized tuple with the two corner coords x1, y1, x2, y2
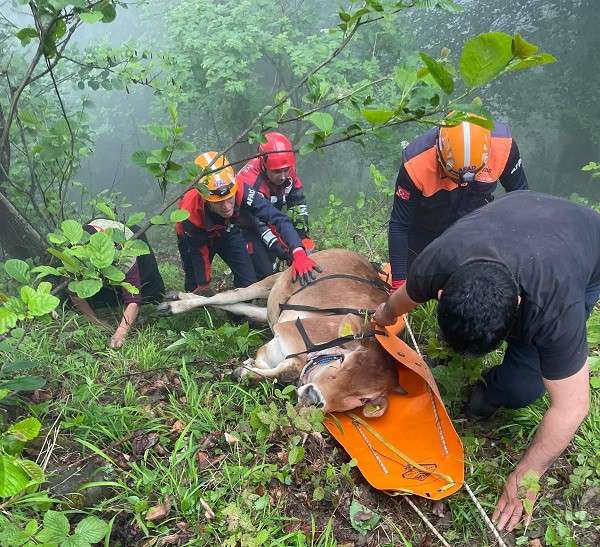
(235, 357, 305, 384)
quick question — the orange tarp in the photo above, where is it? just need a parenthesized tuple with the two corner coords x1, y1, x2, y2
(323, 282, 464, 500)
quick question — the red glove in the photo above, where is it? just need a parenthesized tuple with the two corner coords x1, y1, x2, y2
(302, 238, 316, 253)
(391, 279, 406, 292)
(291, 248, 322, 286)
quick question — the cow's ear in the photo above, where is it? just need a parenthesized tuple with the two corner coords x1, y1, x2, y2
(338, 313, 365, 338)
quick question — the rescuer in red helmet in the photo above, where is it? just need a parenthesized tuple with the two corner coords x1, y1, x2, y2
(236, 132, 315, 279)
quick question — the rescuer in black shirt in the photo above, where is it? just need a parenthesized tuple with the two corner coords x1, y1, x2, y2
(375, 191, 600, 532)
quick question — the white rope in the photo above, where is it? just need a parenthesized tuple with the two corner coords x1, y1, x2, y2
(403, 496, 451, 547)
(403, 315, 507, 546)
(464, 483, 508, 547)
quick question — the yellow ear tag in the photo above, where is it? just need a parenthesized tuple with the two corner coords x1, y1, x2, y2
(339, 321, 354, 338)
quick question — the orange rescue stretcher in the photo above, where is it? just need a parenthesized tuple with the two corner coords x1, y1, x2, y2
(323, 271, 464, 500)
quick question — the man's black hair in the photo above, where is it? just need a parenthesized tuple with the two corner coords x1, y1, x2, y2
(437, 260, 519, 357)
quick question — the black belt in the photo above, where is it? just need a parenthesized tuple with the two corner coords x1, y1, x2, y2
(285, 317, 384, 359)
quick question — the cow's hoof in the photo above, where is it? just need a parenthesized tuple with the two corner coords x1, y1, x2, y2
(163, 290, 180, 301)
(156, 302, 173, 316)
(232, 366, 247, 380)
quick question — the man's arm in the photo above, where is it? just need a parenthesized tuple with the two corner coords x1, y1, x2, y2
(286, 171, 310, 239)
(110, 302, 140, 349)
(373, 283, 421, 325)
(498, 140, 528, 192)
(389, 165, 419, 286)
(493, 361, 590, 531)
(69, 294, 108, 328)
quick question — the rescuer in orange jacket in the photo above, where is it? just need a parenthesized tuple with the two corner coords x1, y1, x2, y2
(388, 117, 528, 290)
(236, 132, 315, 279)
(176, 152, 320, 294)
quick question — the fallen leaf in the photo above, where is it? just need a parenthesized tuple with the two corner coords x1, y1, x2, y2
(199, 431, 220, 450)
(199, 497, 215, 520)
(529, 539, 542, 547)
(224, 432, 239, 444)
(146, 496, 173, 522)
(170, 420, 185, 434)
(432, 500, 446, 518)
(196, 451, 210, 470)
(159, 533, 180, 545)
(354, 511, 373, 522)
(419, 533, 432, 547)
(31, 389, 52, 403)
(132, 431, 159, 456)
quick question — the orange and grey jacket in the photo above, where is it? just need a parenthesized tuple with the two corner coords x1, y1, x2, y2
(389, 122, 528, 281)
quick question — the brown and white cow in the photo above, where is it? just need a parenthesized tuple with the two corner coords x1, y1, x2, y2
(158, 249, 405, 416)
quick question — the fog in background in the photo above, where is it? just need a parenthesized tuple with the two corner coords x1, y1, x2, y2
(70, 0, 600, 212)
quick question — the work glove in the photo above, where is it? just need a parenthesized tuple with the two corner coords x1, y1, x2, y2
(391, 279, 406, 292)
(302, 237, 316, 254)
(291, 248, 322, 286)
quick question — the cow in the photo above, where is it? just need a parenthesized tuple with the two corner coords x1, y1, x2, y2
(158, 249, 405, 417)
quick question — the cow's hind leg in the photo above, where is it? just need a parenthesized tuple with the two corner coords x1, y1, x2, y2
(157, 273, 282, 315)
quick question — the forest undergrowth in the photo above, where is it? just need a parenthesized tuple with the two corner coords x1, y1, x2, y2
(1, 190, 599, 547)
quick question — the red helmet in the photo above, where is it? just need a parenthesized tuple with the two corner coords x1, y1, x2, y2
(258, 132, 295, 170)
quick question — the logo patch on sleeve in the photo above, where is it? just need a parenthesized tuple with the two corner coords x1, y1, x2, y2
(396, 186, 411, 201)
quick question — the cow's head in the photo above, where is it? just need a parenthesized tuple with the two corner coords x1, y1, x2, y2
(297, 314, 404, 417)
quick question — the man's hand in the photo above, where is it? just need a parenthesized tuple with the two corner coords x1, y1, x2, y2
(110, 330, 127, 349)
(493, 470, 538, 532)
(374, 302, 397, 326)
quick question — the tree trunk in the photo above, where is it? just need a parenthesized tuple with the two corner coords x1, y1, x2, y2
(0, 191, 47, 260)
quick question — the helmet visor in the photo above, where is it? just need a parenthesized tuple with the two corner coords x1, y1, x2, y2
(209, 181, 235, 198)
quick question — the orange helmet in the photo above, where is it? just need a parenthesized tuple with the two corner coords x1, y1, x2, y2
(194, 151, 237, 202)
(437, 120, 491, 184)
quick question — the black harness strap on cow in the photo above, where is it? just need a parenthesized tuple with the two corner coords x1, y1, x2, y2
(285, 317, 385, 359)
(281, 273, 389, 305)
(279, 303, 375, 317)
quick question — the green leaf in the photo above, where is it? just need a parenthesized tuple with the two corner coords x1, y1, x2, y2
(590, 377, 600, 389)
(95, 201, 116, 220)
(101, 265, 125, 283)
(0, 455, 29, 497)
(61, 220, 84, 245)
(419, 52, 454, 94)
(120, 282, 139, 295)
(506, 53, 556, 73)
(306, 112, 334, 134)
(361, 109, 395, 125)
(150, 215, 168, 225)
(74, 516, 108, 543)
(459, 32, 514, 87)
(15, 27, 38, 47)
(38, 510, 70, 542)
(17, 459, 44, 483)
(288, 445, 305, 465)
(20, 285, 36, 305)
(8, 417, 41, 442)
(146, 123, 171, 143)
(2, 360, 39, 374)
(356, 192, 365, 209)
(0, 307, 18, 334)
(4, 259, 30, 283)
(0, 375, 45, 392)
(512, 33, 539, 58)
(31, 265, 62, 279)
(27, 291, 59, 317)
(101, 3, 117, 23)
(80, 11, 104, 24)
(349, 499, 380, 533)
(122, 239, 149, 257)
(68, 279, 103, 299)
(170, 209, 190, 223)
(126, 212, 145, 227)
(131, 150, 150, 167)
(88, 232, 115, 269)
(48, 231, 68, 245)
